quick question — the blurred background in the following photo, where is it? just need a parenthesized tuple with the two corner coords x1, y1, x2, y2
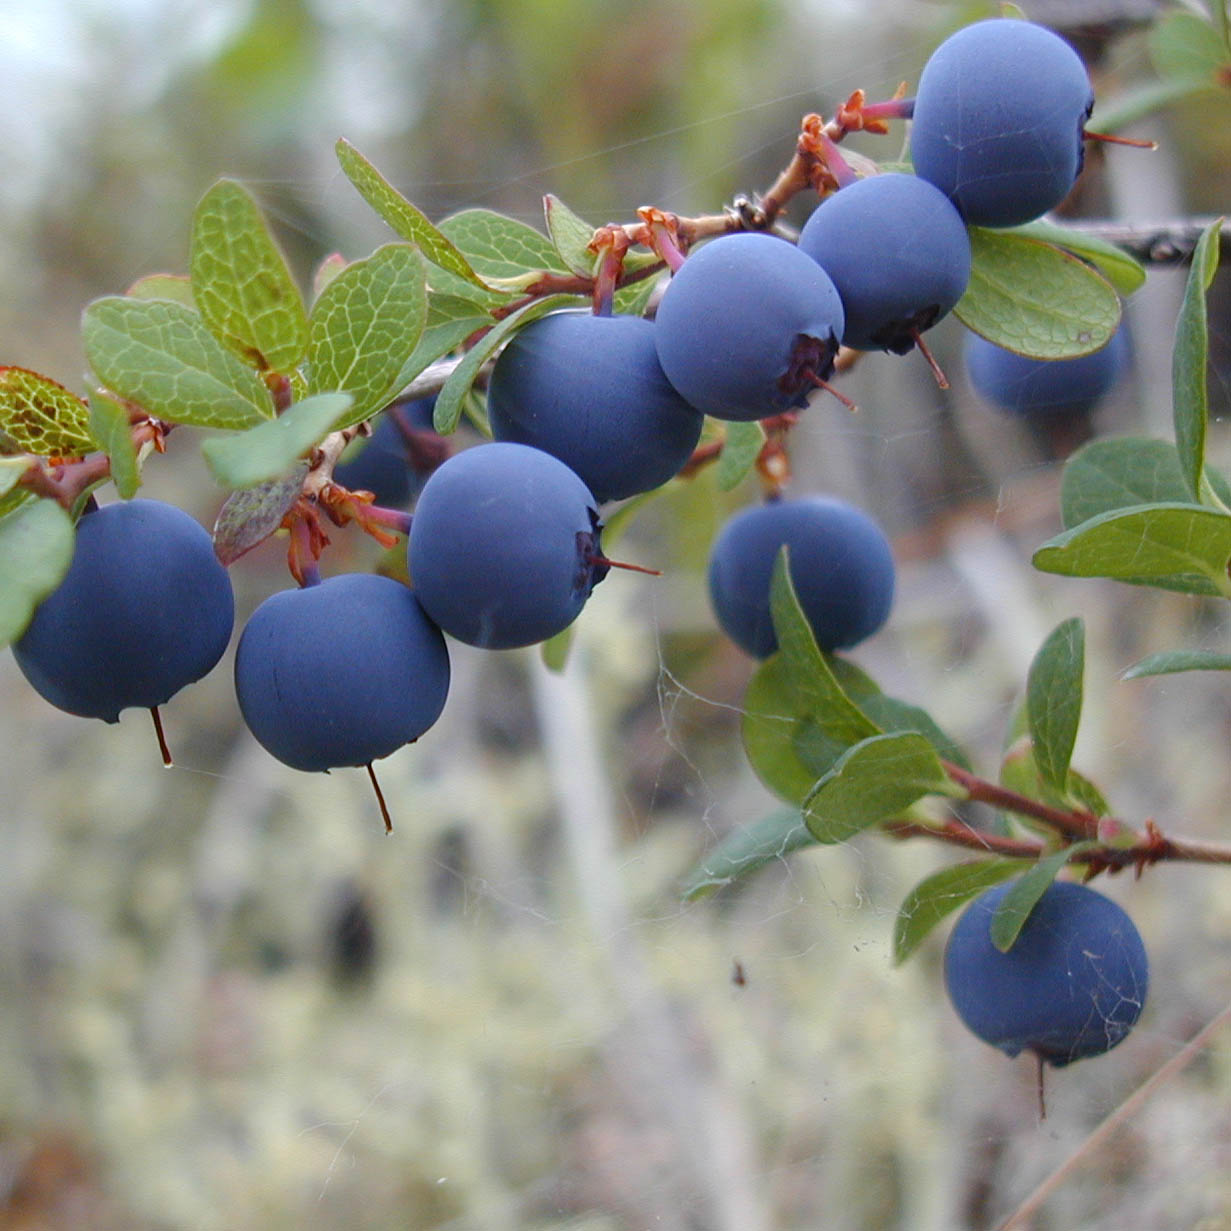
(1, 0, 1230, 1227)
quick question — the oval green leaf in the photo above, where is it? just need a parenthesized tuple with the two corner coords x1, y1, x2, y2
(1123, 649, 1231, 679)
(432, 293, 581, 434)
(82, 296, 274, 429)
(212, 463, 309, 565)
(1033, 502, 1231, 597)
(989, 844, 1097, 953)
(190, 179, 310, 374)
(892, 858, 1022, 966)
(0, 498, 75, 649)
(0, 367, 95, 457)
(544, 194, 598, 278)
(307, 243, 427, 429)
(125, 274, 196, 309)
(87, 390, 141, 499)
(1026, 617, 1085, 796)
(681, 808, 814, 901)
(803, 731, 956, 845)
(716, 421, 764, 491)
(955, 229, 1122, 359)
(201, 391, 352, 490)
(1149, 11, 1231, 83)
(335, 139, 490, 292)
(768, 550, 882, 749)
(1060, 437, 1201, 529)
(1005, 220, 1147, 296)
(1173, 218, 1223, 502)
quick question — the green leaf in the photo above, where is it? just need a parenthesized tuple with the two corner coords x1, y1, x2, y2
(1005, 220, 1147, 296)
(87, 390, 140, 498)
(311, 253, 348, 303)
(990, 846, 1097, 953)
(540, 624, 574, 673)
(853, 689, 973, 772)
(742, 654, 834, 803)
(438, 208, 570, 285)
(769, 550, 882, 747)
(1088, 79, 1218, 134)
(0, 457, 29, 499)
(190, 179, 309, 374)
(201, 392, 352, 490)
(1026, 618, 1085, 795)
(335, 139, 490, 291)
(544, 194, 597, 278)
(82, 297, 274, 429)
(681, 808, 814, 900)
(716, 421, 764, 491)
(307, 243, 427, 429)
(802, 732, 956, 845)
(1060, 437, 1203, 529)
(1149, 11, 1230, 83)
(892, 859, 1022, 966)
(955, 229, 1121, 359)
(432, 294, 581, 434)
(1123, 649, 1231, 679)
(612, 272, 662, 318)
(391, 294, 492, 396)
(125, 274, 196, 309)
(1034, 502, 1231, 597)
(212, 464, 308, 565)
(0, 368, 96, 457)
(0, 498, 75, 649)
(1173, 218, 1223, 502)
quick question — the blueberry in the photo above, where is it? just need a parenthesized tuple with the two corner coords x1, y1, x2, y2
(487, 311, 704, 502)
(910, 19, 1094, 228)
(707, 496, 895, 657)
(654, 232, 846, 421)
(13, 498, 235, 722)
(333, 395, 441, 509)
(797, 173, 971, 354)
(944, 879, 1148, 1067)
(407, 441, 608, 649)
(964, 326, 1130, 418)
(234, 572, 450, 772)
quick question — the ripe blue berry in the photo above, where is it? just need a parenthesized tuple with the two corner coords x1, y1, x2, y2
(234, 573, 450, 772)
(964, 327, 1130, 418)
(910, 19, 1094, 228)
(13, 498, 234, 722)
(707, 496, 895, 658)
(797, 173, 971, 354)
(654, 232, 846, 421)
(333, 396, 441, 508)
(945, 879, 1149, 1067)
(487, 311, 704, 502)
(408, 442, 608, 649)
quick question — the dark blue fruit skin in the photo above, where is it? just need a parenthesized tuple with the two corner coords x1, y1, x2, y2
(910, 19, 1094, 228)
(944, 879, 1149, 1067)
(797, 173, 972, 353)
(965, 327, 1130, 418)
(654, 232, 846, 422)
(234, 573, 450, 772)
(707, 497, 895, 658)
(487, 311, 704, 502)
(332, 396, 439, 508)
(408, 441, 608, 650)
(13, 499, 234, 722)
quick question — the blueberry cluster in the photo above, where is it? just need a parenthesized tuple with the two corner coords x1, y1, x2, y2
(9, 16, 1108, 809)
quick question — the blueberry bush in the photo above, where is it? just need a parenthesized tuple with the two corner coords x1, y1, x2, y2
(2, 6, 1230, 1169)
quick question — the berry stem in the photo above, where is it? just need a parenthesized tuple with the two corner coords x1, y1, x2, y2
(150, 706, 173, 768)
(366, 762, 393, 834)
